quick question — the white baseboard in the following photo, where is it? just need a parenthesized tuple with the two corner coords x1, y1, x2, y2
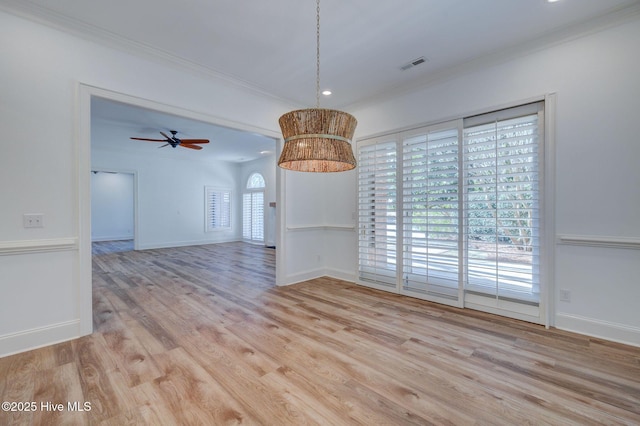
(137, 237, 242, 250)
(0, 320, 81, 358)
(91, 235, 133, 242)
(279, 268, 326, 286)
(280, 268, 355, 287)
(325, 268, 356, 283)
(555, 313, 640, 347)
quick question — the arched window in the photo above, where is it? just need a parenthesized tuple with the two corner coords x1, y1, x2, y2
(243, 173, 265, 242)
(247, 172, 265, 189)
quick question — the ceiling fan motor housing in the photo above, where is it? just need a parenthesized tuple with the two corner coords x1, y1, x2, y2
(169, 130, 179, 147)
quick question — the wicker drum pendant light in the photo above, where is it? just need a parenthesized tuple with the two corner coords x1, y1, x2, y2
(278, 0, 357, 172)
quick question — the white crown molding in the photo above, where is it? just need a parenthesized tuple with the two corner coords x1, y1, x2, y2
(557, 234, 640, 250)
(341, 2, 640, 111)
(0, 238, 78, 255)
(3, 1, 639, 113)
(0, 0, 301, 109)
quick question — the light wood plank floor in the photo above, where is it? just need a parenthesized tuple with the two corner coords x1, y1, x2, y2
(1, 242, 639, 425)
(92, 239, 134, 255)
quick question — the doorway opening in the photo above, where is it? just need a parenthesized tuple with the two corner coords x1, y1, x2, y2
(90, 170, 135, 255)
(79, 84, 284, 337)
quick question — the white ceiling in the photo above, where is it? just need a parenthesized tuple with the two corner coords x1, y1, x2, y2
(4, 0, 639, 162)
(91, 97, 277, 163)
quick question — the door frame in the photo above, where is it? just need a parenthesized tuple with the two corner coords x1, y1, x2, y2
(77, 83, 284, 336)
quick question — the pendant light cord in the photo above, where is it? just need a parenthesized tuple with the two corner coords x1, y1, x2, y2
(316, 0, 321, 109)
(277, 0, 358, 172)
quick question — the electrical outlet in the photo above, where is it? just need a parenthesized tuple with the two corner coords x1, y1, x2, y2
(23, 214, 44, 228)
(559, 289, 571, 302)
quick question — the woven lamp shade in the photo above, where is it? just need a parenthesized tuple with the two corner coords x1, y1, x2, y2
(278, 108, 357, 172)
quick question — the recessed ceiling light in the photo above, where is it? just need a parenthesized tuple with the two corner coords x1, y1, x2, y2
(547, 0, 560, 3)
(322, 90, 332, 96)
(260, 150, 271, 155)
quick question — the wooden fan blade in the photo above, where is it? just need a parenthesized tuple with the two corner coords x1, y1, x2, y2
(130, 137, 168, 142)
(180, 144, 203, 150)
(180, 139, 209, 144)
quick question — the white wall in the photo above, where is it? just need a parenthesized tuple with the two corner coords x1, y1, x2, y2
(329, 16, 640, 346)
(0, 9, 295, 357)
(322, 170, 358, 281)
(280, 172, 328, 284)
(279, 169, 358, 284)
(92, 148, 242, 249)
(3, 6, 638, 358)
(91, 172, 134, 241)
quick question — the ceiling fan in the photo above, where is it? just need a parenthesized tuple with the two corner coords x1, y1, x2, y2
(130, 130, 209, 150)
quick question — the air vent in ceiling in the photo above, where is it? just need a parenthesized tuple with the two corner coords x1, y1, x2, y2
(400, 56, 427, 71)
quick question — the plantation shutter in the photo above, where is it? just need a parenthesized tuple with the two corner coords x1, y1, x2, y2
(243, 193, 252, 239)
(402, 124, 461, 304)
(463, 102, 542, 306)
(206, 188, 231, 231)
(219, 191, 231, 228)
(357, 139, 397, 288)
(207, 190, 217, 229)
(251, 192, 264, 241)
(243, 191, 264, 242)
(357, 101, 545, 323)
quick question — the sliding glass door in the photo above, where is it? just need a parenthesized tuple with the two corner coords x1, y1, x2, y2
(358, 139, 397, 291)
(462, 103, 543, 319)
(357, 102, 545, 322)
(401, 123, 463, 306)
